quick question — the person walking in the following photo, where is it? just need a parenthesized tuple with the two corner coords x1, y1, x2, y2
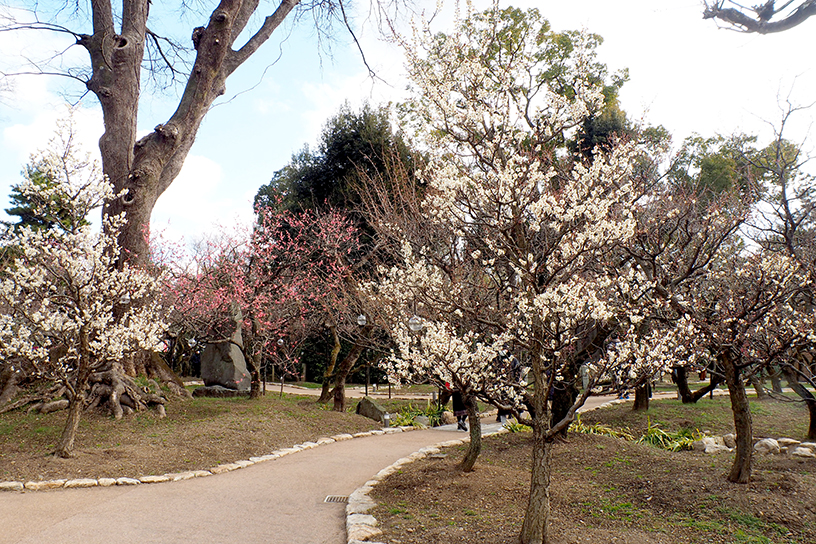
(452, 389, 468, 431)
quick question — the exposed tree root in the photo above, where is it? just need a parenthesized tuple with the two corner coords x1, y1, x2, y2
(0, 383, 64, 414)
(0, 363, 176, 420)
(87, 364, 167, 419)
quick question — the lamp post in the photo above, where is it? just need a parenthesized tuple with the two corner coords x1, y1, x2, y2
(408, 315, 423, 332)
(277, 338, 285, 398)
(358, 314, 370, 395)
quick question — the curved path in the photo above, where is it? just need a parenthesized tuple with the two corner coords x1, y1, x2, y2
(0, 391, 695, 544)
(0, 426, 470, 544)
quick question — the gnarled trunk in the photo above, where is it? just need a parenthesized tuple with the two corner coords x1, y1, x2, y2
(672, 365, 723, 403)
(633, 382, 650, 411)
(783, 367, 816, 440)
(332, 340, 370, 412)
(319, 326, 342, 403)
(520, 425, 553, 544)
(56, 328, 93, 458)
(723, 353, 752, 484)
(460, 393, 481, 472)
(750, 375, 768, 400)
(82, 0, 300, 399)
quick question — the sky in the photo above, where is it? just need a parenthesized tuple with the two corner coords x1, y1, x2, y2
(1, 0, 814, 245)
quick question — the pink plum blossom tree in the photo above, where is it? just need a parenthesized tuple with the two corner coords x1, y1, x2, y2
(164, 202, 360, 400)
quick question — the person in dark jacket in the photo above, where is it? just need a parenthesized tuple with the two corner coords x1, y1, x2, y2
(452, 389, 467, 431)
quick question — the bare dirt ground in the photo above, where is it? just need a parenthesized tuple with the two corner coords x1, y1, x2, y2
(371, 399, 816, 544)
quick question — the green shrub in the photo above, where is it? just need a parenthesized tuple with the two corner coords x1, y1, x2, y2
(636, 419, 702, 452)
(389, 401, 447, 426)
(504, 421, 532, 433)
(570, 414, 635, 441)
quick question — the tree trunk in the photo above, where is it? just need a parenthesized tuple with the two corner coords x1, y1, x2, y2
(672, 366, 694, 402)
(672, 365, 723, 403)
(56, 330, 93, 458)
(750, 375, 768, 400)
(460, 393, 481, 472)
(769, 367, 784, 394)
(0, 365, 19, 408)
(633, 382, 650, 411)
(332, 326, 372, 411)
(56, 388, 86, 458)
(332, 334, 369, 412)
(520, 340, 554, 544)
(247, 352, 262, 400)
(520, 426, 554, 544)
(319, 326, 342, 403)
(81, 0, 299, 396)
(723, 354, 752, 484)
(550, 361, 579, 437)
(783, 367, 816, 440)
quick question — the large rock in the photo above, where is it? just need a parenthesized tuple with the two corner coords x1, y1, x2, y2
(200, 324, 250, 391)
(413, 415, 430, 427)
(192, 385, 251, 398)
(692, 436, 730, 454)
(356, 396, 388, 424)
(753, 438, 780, 455)
(790, 446, 816, 459)
(440, 411, 456, 425)
(798, 442, 816, 453)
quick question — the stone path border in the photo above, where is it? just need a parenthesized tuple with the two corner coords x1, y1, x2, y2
(0, 425, 420, 494)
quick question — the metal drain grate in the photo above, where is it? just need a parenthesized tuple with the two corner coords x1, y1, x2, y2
(324, 495, 349, 503)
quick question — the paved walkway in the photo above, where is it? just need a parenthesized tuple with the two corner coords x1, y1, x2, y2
(0, 427, 469, 544)
(0, 391, 698, 544)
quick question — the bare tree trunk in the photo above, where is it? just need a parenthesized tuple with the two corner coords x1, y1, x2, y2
(520, 426, 553, 544)
(672, 365, 723, 403)
(332, 340, 368, 412)
(750, 375, 768, 400)
(460, 393, 481, 472)
(550, 362, 578, 437)
(672, 366, 694, 402)
(56, 329, 93, 458)
(520, 341, 554, 544)
(56, 389, 86, 458)
(80, 0, 300, 394)
(0, 365, 19, 408)
(319, 327, 341, 403)
(723, 354, 752, 484)
(783, 367, 816, 440)
(633, 382, 650, 411)
(769, 367, 784, 393)
(247, 352, 262, 400)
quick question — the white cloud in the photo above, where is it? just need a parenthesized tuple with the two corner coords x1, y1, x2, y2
(151, 154, 254, 247)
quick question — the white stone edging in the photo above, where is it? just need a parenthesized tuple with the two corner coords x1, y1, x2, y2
(0, 425, 417, 493)
(345, 426, 511, 544)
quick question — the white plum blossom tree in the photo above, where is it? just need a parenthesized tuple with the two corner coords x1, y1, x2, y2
(364, 6, 672, 543)
(0, 117, 167, 458)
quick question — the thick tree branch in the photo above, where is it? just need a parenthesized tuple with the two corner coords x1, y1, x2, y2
(226, 0, 301, 75)
(704, 1, 816, 33)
